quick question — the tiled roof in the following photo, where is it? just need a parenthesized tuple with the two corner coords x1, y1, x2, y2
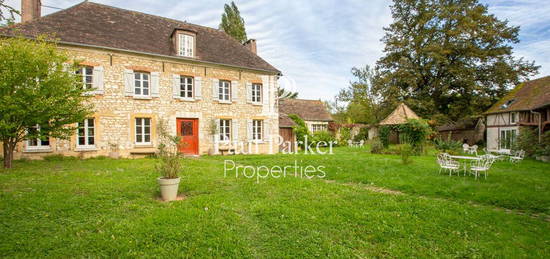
(379, 103, 420, 125)
(0, 1, 279, 73)
(485, 76, 550, 114)
(279, 99, 333, 122)
(436, 118, 481, 131)
(278, 113, 297, 128)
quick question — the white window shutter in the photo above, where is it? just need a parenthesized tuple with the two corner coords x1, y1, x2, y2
(212, 79, 219, 100)
(195, 77, 202, 99)
(232, 120, 239, 141)
(215, 119, 221, 139)
(263, 120, 270, 141)
(246, 82, 253, 103)
(92, 66, 104, 94)
(151, 72, 160, 97)
(262, 76, 269, 106)
(124, 69, 134, 96)
(247, 119, 253, 141)
(172, 74, 180, 98)
(231, 81, 239, 102)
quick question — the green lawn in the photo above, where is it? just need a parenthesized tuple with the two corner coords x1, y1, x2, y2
(1, 148, 549, 257)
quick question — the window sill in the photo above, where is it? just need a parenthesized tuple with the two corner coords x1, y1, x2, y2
(75, 146, 98, 152)
(217, 100, 232, 104)
(177, 97, 197, 102)
(251, 102, 263, 106)
(82, 91, 104, 96)
(133, 96, 152, 100)
(134, 143, 153, 148)
(24, 148, 53, 153)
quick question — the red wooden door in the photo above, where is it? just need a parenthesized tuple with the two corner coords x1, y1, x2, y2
(176, 118, 198, 155)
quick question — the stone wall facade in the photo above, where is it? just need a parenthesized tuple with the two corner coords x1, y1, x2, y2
(10, 45, 280, 159)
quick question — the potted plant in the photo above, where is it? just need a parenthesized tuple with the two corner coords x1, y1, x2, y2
(156, 120, 183, 201)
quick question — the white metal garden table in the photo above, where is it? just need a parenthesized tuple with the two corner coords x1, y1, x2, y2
(449, 155, 481, 175)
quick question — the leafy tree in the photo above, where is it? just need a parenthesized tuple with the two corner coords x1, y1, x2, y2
(288, 114, 310, 149)
(337, 66, 394, 124)
(277, 88, 298, 99)
(374, 0, 539, 122)
(0, 37, 93, 168)
(0, 0, 18, 23)
(219, 1, 248, 43)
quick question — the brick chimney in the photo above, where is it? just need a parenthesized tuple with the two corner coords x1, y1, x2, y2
(244, 39, 257, 54)
(21, 0, 42, 22)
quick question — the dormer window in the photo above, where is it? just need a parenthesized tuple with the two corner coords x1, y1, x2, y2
(178, 33, 194, 57)
(500, 99, 515, 109)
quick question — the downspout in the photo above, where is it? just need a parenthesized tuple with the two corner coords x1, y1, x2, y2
(530, 110, 542, 143)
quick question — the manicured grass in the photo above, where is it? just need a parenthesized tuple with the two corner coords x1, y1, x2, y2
(0, 149, 549, 257)
(225, 147, 550, 215)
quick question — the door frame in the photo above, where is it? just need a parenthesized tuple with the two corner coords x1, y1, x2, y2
(176, 118, 199, 155)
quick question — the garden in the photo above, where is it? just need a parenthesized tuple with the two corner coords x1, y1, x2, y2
(1, 146, 549, 257)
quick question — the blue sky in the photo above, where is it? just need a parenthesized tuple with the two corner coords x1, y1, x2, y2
(5, 0, 550, 100)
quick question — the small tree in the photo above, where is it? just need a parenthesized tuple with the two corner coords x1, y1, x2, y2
(0, 36, 92, 168)
(219, 1, 248, 43)
(398, 119, 432, 154)
(156, 119, 183, 179)
(288, 114, 310, 149)
(0, 0, 19, 24)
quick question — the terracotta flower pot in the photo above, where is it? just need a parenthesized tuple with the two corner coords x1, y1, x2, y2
(157, 177, 180, 201)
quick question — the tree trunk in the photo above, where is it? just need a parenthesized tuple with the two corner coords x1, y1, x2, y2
(3, 141, 14, 169)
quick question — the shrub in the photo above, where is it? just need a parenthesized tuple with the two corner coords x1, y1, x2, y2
(339, 127, 352, 145)
(379, 126, 391, 148)
(311, 131, 336, 146)
(353, 127, 369, 142)
(156, 119, 182, 179)
(288, 114, 310, 149)
(398, 143, 413, 164)
(398, 119, 432, 154)
(370, 138, 384, 154)
(515, 128, 539, 157)
(433, 135, 462, 154)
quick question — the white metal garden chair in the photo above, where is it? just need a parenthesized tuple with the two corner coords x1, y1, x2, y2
(484, 148, 505, 161)
(437, 153, 460, 176)
(509, 150, 525, 163)
(468, 145, 478, 155)
(463, 143, 470, 153)
(470, 157, 495, 180)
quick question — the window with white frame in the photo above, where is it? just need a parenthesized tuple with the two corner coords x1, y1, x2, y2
(499, 129, 517, 150)
(219, 80, 231, 101)
(252, 120, 263, 141)
(27, 125, 50, 149)
(252, 83, 262, 103)
(135, 118, 151, 144)
(510, 112, 517, 124)
(134, 72, 150, 96)
(219, 119, 231, 141)
(75, 66, 93, 89)
(178, 34, 194, 57)
(77, 118, 95, 147)
(311, 124, 327, 133)
(180, 76, 194, 98)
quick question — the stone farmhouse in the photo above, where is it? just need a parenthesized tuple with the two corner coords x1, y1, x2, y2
(484, 76, 550, 152)
(278, 99, 334, 133)
(0, 1, 281, 158)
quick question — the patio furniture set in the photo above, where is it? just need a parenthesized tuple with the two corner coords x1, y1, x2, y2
(437, 149, 525, 180)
